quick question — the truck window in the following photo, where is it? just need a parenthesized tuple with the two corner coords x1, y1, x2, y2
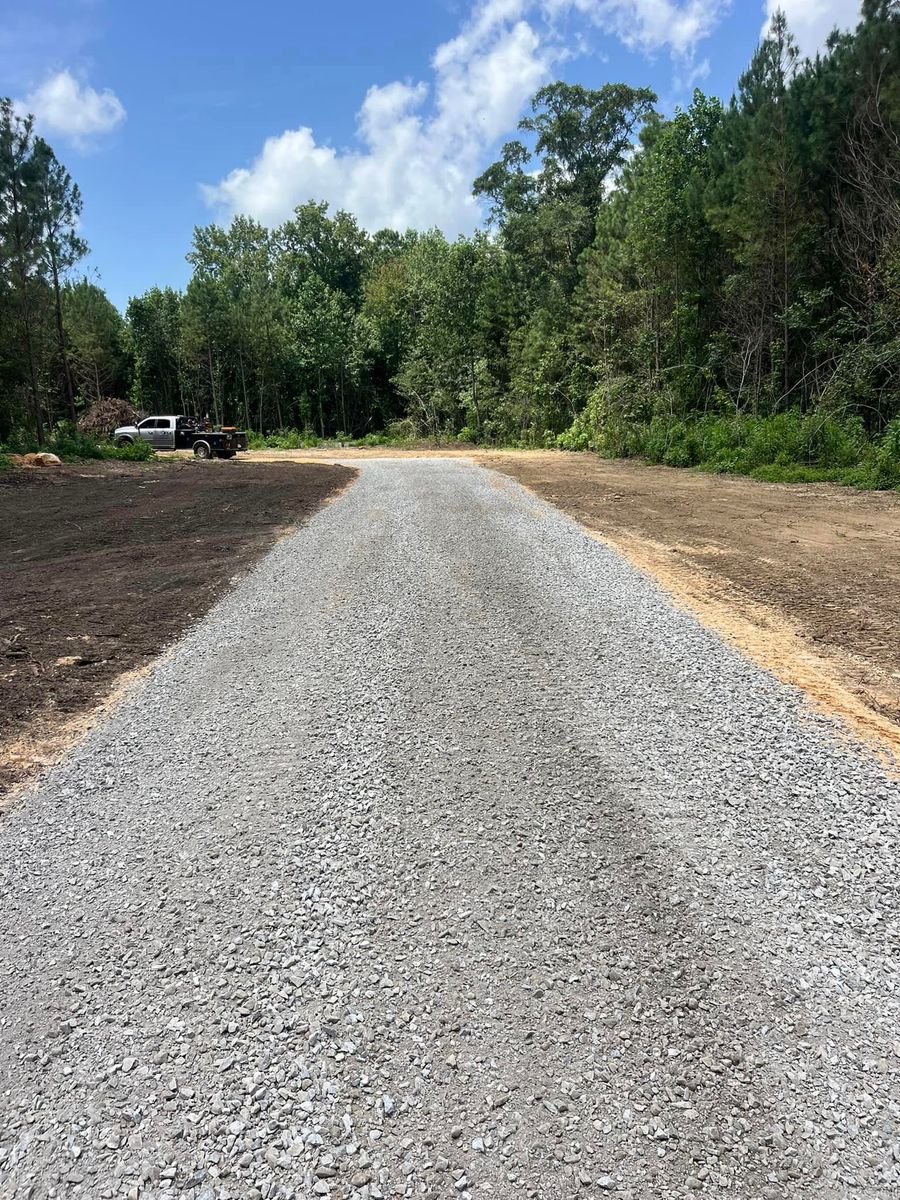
(138, 418, 157, 430)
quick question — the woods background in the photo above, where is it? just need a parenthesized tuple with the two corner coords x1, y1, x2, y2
(1, 1, 898, 485)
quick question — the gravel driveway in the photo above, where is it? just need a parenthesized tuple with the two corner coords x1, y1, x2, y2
(1, 458, 898, 1200)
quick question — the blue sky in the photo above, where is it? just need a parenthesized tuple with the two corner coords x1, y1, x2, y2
(3, 0, 861, 310)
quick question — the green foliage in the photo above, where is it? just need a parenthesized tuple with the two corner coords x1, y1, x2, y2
(557, 405, 900, 489)
(126, 286, 184, 412)
(7, 5, 899, 476)
(107, 438, 155, 462)
(62, 279, 129, 403)
(1, 422, 154, 462)
(250, 429, 322, 450)
(0, 99, 88, 441)
(115, 6, 898, 465)
(44, 424, 114, 461)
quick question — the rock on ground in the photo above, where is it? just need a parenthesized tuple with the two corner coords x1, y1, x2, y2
(0, 459, 898, 1200)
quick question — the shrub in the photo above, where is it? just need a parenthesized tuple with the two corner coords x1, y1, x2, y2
(555, 402, 900, 491)
(106, 438, 154, 462)
(872, 418, 900, 488)
(262, 428, 321, 449)
(46, 423, 107, 460)
(383, 417, 419, 442)
(1, 421, 155, 463)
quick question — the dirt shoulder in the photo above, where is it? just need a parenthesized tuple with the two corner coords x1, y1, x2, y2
(479, 451, 900, 760)
(0, 458, 355, 798)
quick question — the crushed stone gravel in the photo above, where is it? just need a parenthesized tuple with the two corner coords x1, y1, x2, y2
(0, 458, 898, 1200)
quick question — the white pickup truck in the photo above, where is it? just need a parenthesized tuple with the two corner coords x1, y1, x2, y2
(113, 415, 248, 459)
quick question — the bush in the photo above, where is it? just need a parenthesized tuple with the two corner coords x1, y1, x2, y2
(555, 403, 900, 490)
(383, 417, 419, 443)
(107, 438, 154, 462)
(258, 428, 321, 449)
(46, 424, 108, 460)
(244, 428, 316, 450)
(1, 422, 155, 463)
(350, 419, 422, 447)
(865, 422, 900, 489)
(352, 432, 392, 447)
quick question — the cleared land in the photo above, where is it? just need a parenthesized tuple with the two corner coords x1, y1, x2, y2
(247, 448, 900, 756)
(479, 452, 900, 756)
(1, 458, 897, 1199)
(0, 459, 355, 796)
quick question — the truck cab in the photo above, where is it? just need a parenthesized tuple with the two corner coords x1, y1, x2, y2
(133, 416, 178, 449)
(114, 416, 248, 459)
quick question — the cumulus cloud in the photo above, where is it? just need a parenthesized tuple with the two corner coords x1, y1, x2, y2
(204, 0, 728, 237)
(19, 69, 126, 144)
(762, 0, 861, 58)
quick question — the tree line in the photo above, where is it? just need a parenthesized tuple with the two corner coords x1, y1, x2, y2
(0, 99, 129, 445)
(2, 2, 898, 480)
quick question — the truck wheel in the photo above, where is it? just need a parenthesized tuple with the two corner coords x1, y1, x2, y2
(115, 436, 134, 447)
(193, 441, 212, 460)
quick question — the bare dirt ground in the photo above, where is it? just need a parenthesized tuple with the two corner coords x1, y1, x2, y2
(479, 451, 900, 758)
(0, 458, 355, 797)
(243, 448, 900, 757)
(5, 446, 898, 796)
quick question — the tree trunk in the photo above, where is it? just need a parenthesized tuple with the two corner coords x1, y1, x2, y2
(47, 242, 76, 422)
(207, 341, 221, 426)
(339, 362, 347, 434)
(9, 173, 43, 442)
(238, 341, 251, 431)
(469, 358, 481, 439)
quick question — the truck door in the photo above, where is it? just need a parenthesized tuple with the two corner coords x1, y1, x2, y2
(136, 417, 159, 446)
(158, 418, 176, 449)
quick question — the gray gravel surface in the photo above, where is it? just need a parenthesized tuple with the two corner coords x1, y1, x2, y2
(1, 458, 899, 1200)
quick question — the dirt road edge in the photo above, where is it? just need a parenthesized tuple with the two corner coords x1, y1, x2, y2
(483, 462, 900, 769)
(1, 462, 359, 806)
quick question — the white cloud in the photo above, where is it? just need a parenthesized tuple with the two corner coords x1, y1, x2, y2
(548, 0, 729, 57)
(19, 69, 125, 144)
(762, 0, 861, 58)
(204, 0, 728, 237)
